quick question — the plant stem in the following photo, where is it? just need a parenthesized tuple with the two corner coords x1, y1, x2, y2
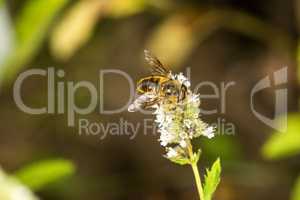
(187, 143, 204, 200)
(191, 161, 204, 200)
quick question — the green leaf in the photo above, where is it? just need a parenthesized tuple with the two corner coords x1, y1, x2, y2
(203, 158, 221, 200)
(14, 159, 75, 191)
(193, 149, 201, 163)
(108, 0, 147, 18)
(50, 0, 103, 61)
(146, 12, 197, 68)
(262, 114, 300, 160)
(291, 176, 300, 200)
(168, 157, 191, 165)
(168, 149, 201, 165)
(0, 1, 13, 67)
(1, 0, 69, 83)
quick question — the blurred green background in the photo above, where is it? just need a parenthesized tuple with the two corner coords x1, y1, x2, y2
(0, 0, 300, 199)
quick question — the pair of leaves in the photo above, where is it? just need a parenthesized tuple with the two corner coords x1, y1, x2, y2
(203, 158, 221, 200)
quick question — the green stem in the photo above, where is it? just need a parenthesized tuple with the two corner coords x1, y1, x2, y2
(187, 143, 204, 200)
(191, 161, 204, 200)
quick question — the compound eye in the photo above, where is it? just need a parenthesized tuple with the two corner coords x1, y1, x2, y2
(149, 82, 156, 91)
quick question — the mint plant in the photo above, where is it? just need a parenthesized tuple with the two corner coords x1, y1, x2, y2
(129, 51, 222, 200)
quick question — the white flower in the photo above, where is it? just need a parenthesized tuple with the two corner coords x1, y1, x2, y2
(183, 119, 192, 129)
(155, 112, 165, 125)
(202, 126, 215, 139)
(129, 70, 216, 161)
(170, 73, 176, 80)
(152, 104, 161, 114)
(179, 140, 187, 148)
(160, 141, 168, 147)
(166, 148, 178, 158)
(151, 86, 215, 149)
(159, 129, 176, 147)
(176, 73, 191, 88)
(189, 94, 200, 104)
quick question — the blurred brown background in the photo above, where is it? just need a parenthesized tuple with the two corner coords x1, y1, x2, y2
(0, 0, 300, 199)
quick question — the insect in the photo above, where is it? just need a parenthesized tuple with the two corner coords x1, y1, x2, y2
(128, 50, 188, 112)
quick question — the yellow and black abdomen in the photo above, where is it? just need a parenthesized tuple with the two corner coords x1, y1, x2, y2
(136, 75, 169, 94)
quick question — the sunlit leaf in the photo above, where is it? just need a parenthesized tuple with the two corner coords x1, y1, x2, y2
(14, 159, 75, 191)
(203, 158, 221, 200)
(169, 157, 191, 165)
(108, 0, 146, 18)
(50, 0, 152, 60)
(146, 12, 197, 68)
(2, 0, 69, 83)
(292, 176, 300, 200)
(0, 0, 14, 88)
(0, 1, 13, 69)
(262, 114, 300, 160)
(50, 0, 103, 61)
(194, 149, 201, 163)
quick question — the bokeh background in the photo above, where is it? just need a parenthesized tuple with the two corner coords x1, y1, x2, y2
(0, 0, 300, 199)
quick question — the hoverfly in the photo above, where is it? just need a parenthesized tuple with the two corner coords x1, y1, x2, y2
(128, 50, 188, 112)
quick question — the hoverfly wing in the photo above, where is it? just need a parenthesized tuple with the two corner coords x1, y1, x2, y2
(144, 50, 170, 76)
(128, 93, 157, 112)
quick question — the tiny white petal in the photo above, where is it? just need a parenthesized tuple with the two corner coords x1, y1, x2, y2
(183, 80, 191, 87)
(160, 141, 168, 147)
(166, 148, 178, 158)
(203, 126, 215, 139)
(183, 119, 192, 128)
(179, 140, 187, 148)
